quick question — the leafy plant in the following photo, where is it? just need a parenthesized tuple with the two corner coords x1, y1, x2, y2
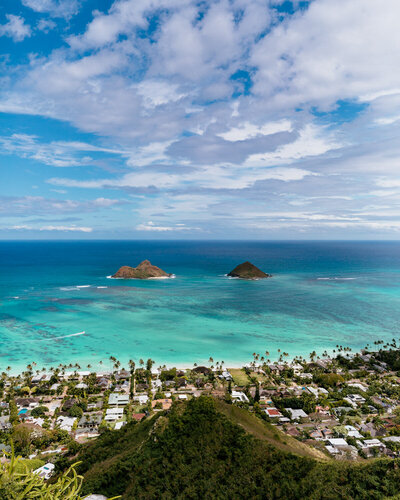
(0, 444, 120, 499)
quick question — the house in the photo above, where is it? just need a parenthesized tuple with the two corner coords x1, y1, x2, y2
(61, 399, 77, 412)
(75, 383, 88, 390)
(115, 370, 130, 381)
(328, 438, 348, 447)
(105, 408, 124, 421)
(78, 414, 102, 429)
(328, 439, 358, 458)
(0, 444, 12, 454)
(345, 394, 366, 407)
(322, 428, 333, 438)
(115, 421, 126, 430)
(219, 370, 233, 381)
(285, 408, 308, 420)
(56, 416, 77, 432)
(33, 463, 55, 480)
(87, 401, 103, 410)
(290, 363, 304, 375)
(231, 391, 249, 403)
(383, 436, 400, 444)
(360, 422, 385, 438)
(133, 394, 149, 405)
(325, 445, 340, 455)
(264, 407, 282, 418)
(345, 425, 363, 439)
(96, 377, 111, 389)
(132, 413, 146, 422)
(347, 382, 368, 392)
(108, 393, 129, 407)
(15, 397, 38, 408)
(307, 387, 328, 397)
(286, 426, 300, 437)
(315, 405, 330, 415)
(310, 429, 324, 440)
(151, 399, 172, 411)
(363, 438, 385, 449)
(0, 416, 11, 432)
(47, 400, 62, 415)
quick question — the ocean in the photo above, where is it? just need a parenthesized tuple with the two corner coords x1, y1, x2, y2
(1, 240, 400, 372)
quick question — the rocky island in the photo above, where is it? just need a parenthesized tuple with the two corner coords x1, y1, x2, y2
(227, 261, 271, 279)
(112, 260, 172, 279)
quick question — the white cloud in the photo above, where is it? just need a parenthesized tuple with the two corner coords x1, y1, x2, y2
(136, 221, 195, 232)
(22, 0, 80, 19)
(12, 224, 92, 232)
(0, 15, 31, 42)
(37, 19, 57, 33)
(218, 120, 292, 142)
(136, 80, 186, 109)
(3, 0, 400, 237)
(0, 133, 127, 167)
(251, 0, 400, 110)
(245, 125, 341, 167)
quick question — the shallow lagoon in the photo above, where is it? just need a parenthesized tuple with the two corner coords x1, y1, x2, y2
(1, 240, 400, 371)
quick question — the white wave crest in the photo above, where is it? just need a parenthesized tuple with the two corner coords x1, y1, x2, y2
(43, 331, 86, 341)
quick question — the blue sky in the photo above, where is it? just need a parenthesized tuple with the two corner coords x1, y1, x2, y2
(1, 0, 400, 239)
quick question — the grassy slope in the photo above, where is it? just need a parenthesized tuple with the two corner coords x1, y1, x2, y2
(76, 397, 400, 500)
(216, 400, 327, 460)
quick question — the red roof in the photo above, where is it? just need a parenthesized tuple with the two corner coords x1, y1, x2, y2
(267, 409, 281, 416)
(132, 413, 145, 421)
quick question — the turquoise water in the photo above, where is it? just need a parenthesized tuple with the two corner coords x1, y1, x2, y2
(1, 240, 400, 371)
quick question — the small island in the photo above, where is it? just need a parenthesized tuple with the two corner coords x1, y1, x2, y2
(112, 260, 172, 279)
(227, 261, 271, 279)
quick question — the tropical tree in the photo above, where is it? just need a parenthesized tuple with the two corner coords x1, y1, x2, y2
(0, 445, 120, 499)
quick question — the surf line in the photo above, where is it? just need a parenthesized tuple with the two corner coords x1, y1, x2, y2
(38, 331, 86, 341)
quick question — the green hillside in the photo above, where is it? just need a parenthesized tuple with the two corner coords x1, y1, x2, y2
(75, 396, 400, 499)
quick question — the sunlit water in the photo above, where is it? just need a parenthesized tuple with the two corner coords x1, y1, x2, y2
(1, 240, 400, 371)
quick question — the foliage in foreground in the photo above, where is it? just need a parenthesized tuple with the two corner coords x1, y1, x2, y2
(0, 446, 120, 499)
(74, 396, 400, 499)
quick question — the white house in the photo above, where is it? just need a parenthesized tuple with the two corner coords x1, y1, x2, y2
(105, 408, 124, 421)
(133, 394, 149, 405)
(108, 393, 129, 407)
(56, 416, 77, 432)
(33, 463, 55, 480)
(231, 391, 249, 403)
(285, 408, 308, 420)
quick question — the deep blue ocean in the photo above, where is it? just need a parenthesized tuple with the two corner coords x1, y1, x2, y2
(1, 240, 400, 371)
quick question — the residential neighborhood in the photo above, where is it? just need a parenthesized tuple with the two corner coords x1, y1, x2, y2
(2, 345, 400, 481)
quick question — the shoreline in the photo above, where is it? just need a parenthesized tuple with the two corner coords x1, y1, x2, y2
(2, 345, 361, 376)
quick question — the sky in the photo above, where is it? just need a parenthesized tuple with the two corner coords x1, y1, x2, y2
(1, 0, 400, 239)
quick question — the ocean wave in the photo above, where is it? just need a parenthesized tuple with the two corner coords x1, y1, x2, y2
(107, 275, 176, 280)
(316, 277, 357, 281)
(76, 285, 91, 288)
(148, 274, 176, 280)
(97, 286, 108, 289)
(40, 331, 86, 341)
